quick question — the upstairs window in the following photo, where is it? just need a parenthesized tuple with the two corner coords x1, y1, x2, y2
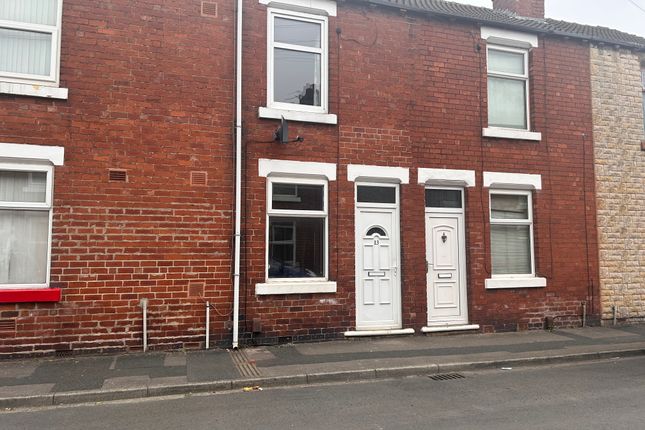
(487, 46, 530, 130)
(267, 9, 328, 113)
(0, 0, 63, 86)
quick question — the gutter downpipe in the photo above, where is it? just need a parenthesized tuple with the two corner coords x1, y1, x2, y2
(232, 0, 243, 349)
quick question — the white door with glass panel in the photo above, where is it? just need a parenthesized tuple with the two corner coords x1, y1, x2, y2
(355, 184, 401, 330)
(425, 188, 469, 326)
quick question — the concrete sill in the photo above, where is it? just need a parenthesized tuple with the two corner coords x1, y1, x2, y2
(255, 281, 337, 295)
(344, 328, 415, 337)
(422, 324, 480, 333)
(485, 277, 547, 289)
(483, 127, 542, 141)
(259, 107, 337, 125)
(0, 82, 68, 99)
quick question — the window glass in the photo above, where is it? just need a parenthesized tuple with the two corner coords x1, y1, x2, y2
(491, 224, 531, 275)
(274, 17, 321, 48)
(0, 0, 58, 26)
(0, 209, 49, 284)
(269, 217, 324, 278)
(491, 194, 528, 220)
(488, 77, 527, 129)
(0, 171, 47, 203)
(425, 189, 462, 208)
(274, 49, 321, 106)
(488, 49, 525, 75)
(0, 28, 52, 76)
(357, 186, 396, 204)
(272, 183, 324, 211)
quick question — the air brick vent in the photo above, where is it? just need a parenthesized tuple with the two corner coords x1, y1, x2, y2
(191, 171, 208, 186)
(0, 319, 16, 332)
(109, 169, 128, 182)
(201, 2, 218, 18)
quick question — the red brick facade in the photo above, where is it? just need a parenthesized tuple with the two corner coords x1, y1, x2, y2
(0, 0, 236, 355)
(0, 0, 601, 355)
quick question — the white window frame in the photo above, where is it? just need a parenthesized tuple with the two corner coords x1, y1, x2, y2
(486, 44, 531, 131)
(488, 189, 535, 276)
(0, 162, 54, 290)
(266, 8, 328, 115)
(265, 176, 329, 282)
(0, 0, 63, 87)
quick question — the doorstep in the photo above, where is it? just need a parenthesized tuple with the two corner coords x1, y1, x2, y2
(344, 328, 415, 337)
(421, 324, 480, 333)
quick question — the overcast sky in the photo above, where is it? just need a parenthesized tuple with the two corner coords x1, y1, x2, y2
(453, 0, 645, 37)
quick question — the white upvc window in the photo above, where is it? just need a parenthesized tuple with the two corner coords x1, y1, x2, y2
(266, 176, 328, 282)
(0, 0, 63, 86)
(489, 190, 535, 277)
(487, 45, 530, 131)
(0, 162, 54, 289)
(267, 8, 328, 114)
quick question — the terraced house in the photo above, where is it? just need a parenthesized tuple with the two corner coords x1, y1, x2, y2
(0, 0, 643, 355)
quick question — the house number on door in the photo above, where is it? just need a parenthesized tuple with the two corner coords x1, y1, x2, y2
(374, 238, 380, 245)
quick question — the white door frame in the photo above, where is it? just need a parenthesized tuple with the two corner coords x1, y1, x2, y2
(425, 186, 469, 326)
(354, 182, 402, 330)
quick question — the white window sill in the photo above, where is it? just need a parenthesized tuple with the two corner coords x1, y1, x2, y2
(0, 82, 68, 100)
(259, 106, 337, 125)
(485, 277, 547, 289)
(483, 127, 541, 141)
(255, 280, 337, 295)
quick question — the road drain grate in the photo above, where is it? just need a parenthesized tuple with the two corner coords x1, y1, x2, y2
(230, 349, 262, 378)
(429, 373, 465, 381)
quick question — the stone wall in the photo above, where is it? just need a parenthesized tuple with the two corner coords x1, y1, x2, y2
(591, 46, 645, 322)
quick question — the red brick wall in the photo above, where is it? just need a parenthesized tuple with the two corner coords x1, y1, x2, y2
(0, 0, 600, 354)
(0, 0, 235, 356)
(240, 2, 599, 342)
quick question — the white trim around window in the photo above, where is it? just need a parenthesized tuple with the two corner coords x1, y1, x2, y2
(258, 158, 337, 180)
(0, 142, 65, 166)
(259, 0, 337, 16)
(262, 7, 331, 123)
(418, 168, 476, 188)
(483, 171, 541, 190)
(0, 0, 69, 98)
(481, 27, 538, 49)
(347, 164, 409, 184)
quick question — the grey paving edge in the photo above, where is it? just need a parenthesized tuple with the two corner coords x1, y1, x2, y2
(1, 348, 644, 409)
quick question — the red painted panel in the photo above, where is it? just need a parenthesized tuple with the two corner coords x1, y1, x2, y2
(0, 289, 61, 303)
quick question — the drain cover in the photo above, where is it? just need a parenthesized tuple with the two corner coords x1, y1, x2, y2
(429, 373, 465, 381)
(230, 349, 262, 378)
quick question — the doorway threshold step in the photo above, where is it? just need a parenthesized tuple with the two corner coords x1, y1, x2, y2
(344, 328, 415, 337)
(422, 324, 480, 333)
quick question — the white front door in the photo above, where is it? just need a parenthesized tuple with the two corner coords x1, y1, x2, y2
(425, 189, 468, 326)
(355, 185, 401, 330)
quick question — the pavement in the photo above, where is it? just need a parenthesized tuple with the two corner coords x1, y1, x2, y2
(1, 325, 645, 409)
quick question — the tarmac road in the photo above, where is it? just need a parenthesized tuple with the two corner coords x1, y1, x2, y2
(2, 356, 645, 430)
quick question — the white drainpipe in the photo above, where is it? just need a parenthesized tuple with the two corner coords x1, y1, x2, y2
(140, 298, 148, 352)
(205, 301, 210, 349)
(232, 0, 243, 349)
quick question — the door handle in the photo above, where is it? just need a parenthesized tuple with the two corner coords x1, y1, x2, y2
(393, 266, 398, 277)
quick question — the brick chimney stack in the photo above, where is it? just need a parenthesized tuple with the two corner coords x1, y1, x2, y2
(492, 0, 545, 19)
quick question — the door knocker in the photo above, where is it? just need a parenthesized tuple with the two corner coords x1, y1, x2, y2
(441, 233, 447, 243)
